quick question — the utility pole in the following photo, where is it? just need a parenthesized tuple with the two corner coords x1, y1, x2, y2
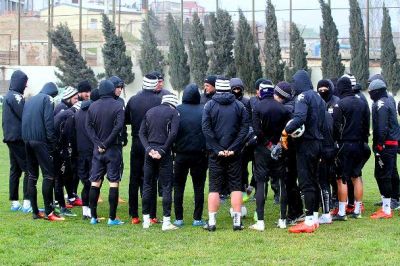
(289, 0, 292, 67)
(17, 0, 21, 65)
(112, 0, 116, 26)
(79, 0, 82, 55)
(216, 0, 219, 11)
(366, 0, 369, 63)
(181, 0, 184, 38)
(118, 0, 121, 36)
(47, 0, 52, 65)
(252, 0, 255, 41)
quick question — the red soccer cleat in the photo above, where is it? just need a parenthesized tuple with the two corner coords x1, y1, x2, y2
(288, 222, 316, 233)
(345, 204, 355, 214)
(150, 218, 160, 224)
(131, 217, 141, 224)
(330, 208, 339, 216)
(71, 197, 83, 206)
(46, 212, 66, 221)
(370, 209, 393, 219)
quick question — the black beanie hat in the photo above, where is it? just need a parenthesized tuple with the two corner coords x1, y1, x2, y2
(149, 71, 164, 80)
(90, 88, 100, 101)
(317, 79, 331, 90)
(204, 75, 217, 87)
(274, 81, 292, 100)
(77, 80, 92, 93)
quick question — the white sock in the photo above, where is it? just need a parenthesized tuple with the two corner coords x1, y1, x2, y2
(304, 215, 314, 226)
(233, 212, 241, 226)
(382, 198, 391, 215)
(338, 202, 346, 216)
(23, 200, 31, 208)
(143, 214, 150, 224)
(163, 216, 171, 225)
(354, 201, 362, 214)
(313, 212, 319, 224)
(208, 212, 217, 226)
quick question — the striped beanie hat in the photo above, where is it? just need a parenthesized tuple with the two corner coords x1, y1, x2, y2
(341, 74, 356, 87)
(259, 80, 275, 99)
(72, 101, 82, 111)
(142, 74, 158, 90)
(215, 77, 231, 92)
(62, 86, 78, 100)
(161, 94, 179, 108)
(274, 81, 292, 100)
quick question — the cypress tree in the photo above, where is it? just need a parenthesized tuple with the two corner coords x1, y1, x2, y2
(381, 5, 400, 95)
(208, 9, 236, 77)
(264, 0, 285, 83)
(349, 0, 369, 89)
(285, 22, 308, 80)
(101, 14, 134, 84)
(319, 0, 345, 79)
(139, 13, 164, 76)
(167, 13, 190, 93)
(48, 23, 97, 88)
(235, 9, 262, 93)
(188, 12, 208, 87)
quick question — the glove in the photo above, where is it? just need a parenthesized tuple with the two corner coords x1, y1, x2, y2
(281, 130, 288, 150)
(271, 143, 282, 160)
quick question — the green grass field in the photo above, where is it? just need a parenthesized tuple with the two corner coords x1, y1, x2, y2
(1, 114, 400, 265)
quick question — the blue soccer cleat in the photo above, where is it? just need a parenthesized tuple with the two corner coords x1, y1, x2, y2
(107, 218, 124, 226)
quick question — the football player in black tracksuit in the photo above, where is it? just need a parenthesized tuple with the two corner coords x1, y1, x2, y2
(230, 78, 252, 193)
(200, 75, 217, 105)
(368, 79, 400, 219)
(173, 84, 207, 228)
(316, 79, 340, 224)
(250, 81, 290, 231)
(332, 77, 370, 221)
(2, 70, 31, 212)
(86, 80, 125, 226)
(22, 82, 64, 221)
(283, 70, 326, 233)
(202, 77, 248, 231)
(139, 94, 180, 231)
(273, 81, 304, 225)
(125, 74, 164, 225)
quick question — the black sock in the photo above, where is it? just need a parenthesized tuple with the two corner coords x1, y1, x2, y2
(109, 187, 119, 220)
(81, 180, 91, 207)
(28, 177, 38, 214)
(89, 186, 100, 219)
(42, 177, 54, 215)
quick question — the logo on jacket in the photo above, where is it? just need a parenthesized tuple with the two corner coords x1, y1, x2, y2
(14, 94, 22, 104)
(377, 100, 384, 110)
(297, 93, 305, 102)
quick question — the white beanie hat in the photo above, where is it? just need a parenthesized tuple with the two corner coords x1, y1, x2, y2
(341, 74, 356, 87)
(142, 74, 158, 90)
(62, 86, 78, 100)
(215, 77, 231, 92)
(161, 94, 179, 108)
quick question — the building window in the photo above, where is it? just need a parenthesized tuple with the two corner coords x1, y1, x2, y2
(89, 18, 97, 29)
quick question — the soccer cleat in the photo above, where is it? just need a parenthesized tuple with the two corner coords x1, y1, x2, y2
(332, 214, 347, 221)
(32, 211, 45, 220)
(330, 208, 339, 216)
(46, 212, 66, 221)
(21, 206, 32, 213)
(162, 223, 178, 231)
(318, 214, 333, 224)
(108, 218, 125, 226)
(10, 202, 22, 212)
(351, 212, 362, 219)
(142, 221, 151, 229)
(203, 223, 216, 232)
(288, 222, 316, 233)
(173, 220, 184, 227)
(131, 217, 141, 224)
(150, 218, 160, 224)
(90, 217, 100, 224)
(192, 220, 206, 227)
(345, 204, 355, 214)
(70, 197, 83, 207)
(370, 209, 393, 219)
(277, 219, 287, 229)
(60, 207, 77, 217)
(249, 222, 265, 231)
(233, 223, 244, 231)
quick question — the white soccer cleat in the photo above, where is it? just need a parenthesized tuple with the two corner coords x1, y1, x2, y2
(162, 223, 178, 231)
(249, 221, 265, 231)
(318, 214, 333, 224)
(277, 219, 287, 229)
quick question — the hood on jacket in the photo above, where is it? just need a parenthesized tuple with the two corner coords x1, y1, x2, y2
(182, 83, 200, 104)
(109, 76, 124, 88)
(212, 92, 236, 105)
(40, 82, 58, 97)
(336, 76, 354, 99)
(291, 70, 313, 96)
(230, 78, 245, 99)
(99, 80, 115, 97)
(317, 79, 335, 102)
(80, 100, 91, 110)
(9, 70, 28, 94)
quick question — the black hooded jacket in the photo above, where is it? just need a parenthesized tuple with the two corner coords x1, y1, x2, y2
(333, 77, 370, 143)
(318, 79, 340, 114)
(175, 84, 206, 154)
(125, 89, 163, 138)
(22, 82, 58, 143)
(86, 81, 125, 149)
(2, 70, 28, 142)
(74, 100, 93, 154)
(285, 70, 326, 140)
(202, 92, 249, 154)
